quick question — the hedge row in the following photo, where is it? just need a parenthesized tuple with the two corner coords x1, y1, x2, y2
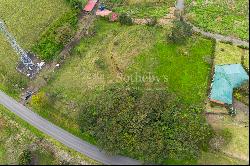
(32, 0, 83, 61)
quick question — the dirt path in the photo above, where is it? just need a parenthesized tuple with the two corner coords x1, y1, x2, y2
(184, 20, 249, 47)
(134, 0, 249, 48)
(174, 0, 249, 48)
(20, 10, 97, 104)
(234, 99, 249, 116)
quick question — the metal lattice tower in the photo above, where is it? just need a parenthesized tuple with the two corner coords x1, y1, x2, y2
(0, 19, 34, 70)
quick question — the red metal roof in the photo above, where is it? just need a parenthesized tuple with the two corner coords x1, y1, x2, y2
(84, 0, 97, 12)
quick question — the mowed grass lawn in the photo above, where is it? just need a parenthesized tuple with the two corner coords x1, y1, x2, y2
(108, 0, 176, 18)
(0, 0, 70, 97)
(128, 37, 214, 106)
(185, 0, 249, 40)
(30, 20, 214, 146)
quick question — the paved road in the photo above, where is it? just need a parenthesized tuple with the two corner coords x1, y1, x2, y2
(0, 90, 140, 165)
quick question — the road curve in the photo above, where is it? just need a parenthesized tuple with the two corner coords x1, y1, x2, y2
(0, 90, 141, 165)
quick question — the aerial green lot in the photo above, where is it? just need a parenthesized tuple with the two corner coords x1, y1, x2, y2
(0, 0, 70, 97)
(30, 19, 214, 156)
(185, 0, 249, 40)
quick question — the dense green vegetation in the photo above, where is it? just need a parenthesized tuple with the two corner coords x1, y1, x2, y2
(168, 19, 193, 44)
(78, 83, 213, 163)
(103, 0, 176, 18)
(185, 0, 249, 40)
(32, 9, 79, 61)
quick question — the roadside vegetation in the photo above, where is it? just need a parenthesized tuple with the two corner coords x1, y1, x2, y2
(0, 105, 98, 165)
(185, 0, 249, 40)
(0, 106, 59, 164)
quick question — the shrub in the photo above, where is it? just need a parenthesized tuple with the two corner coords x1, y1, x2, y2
(95, 58, 107, 70)
(78, 83, 213, 163)
(168, 18, 192, 44)
(55, 23, 74, 45)
(119, 13, 133, 25)
(146, 17, 157, 27)
(18, 149, 32, 165)
(30, 91, 49, 108)
(32, 10, 78, 61)
(65, 0, 83, 10)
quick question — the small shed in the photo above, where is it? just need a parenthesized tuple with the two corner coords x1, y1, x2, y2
(96, 9, 112, 16)
(210, 64, 249, 105)
(84, 0, 98, 12)
(110, 13, 119, 22)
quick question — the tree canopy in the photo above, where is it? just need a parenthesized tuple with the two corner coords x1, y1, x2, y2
(78, 83, 213, 164)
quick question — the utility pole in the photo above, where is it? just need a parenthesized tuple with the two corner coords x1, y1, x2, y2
(0, 19, 40, 77)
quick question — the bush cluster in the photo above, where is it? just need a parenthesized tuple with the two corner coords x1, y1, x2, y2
(18, 149, 32, 165)
(78, 83, 213, 163)
(119, 13, 133, 25)
(32, 10, 78, 61)
(32, 0, 82, 61)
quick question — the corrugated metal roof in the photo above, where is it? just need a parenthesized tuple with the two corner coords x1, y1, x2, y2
(210, 64, 249, 104)
(84, 0, 98, 12)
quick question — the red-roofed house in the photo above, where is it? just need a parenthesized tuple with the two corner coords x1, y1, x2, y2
(84, 0, 98, 12)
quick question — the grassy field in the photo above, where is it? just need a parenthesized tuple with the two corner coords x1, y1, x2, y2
(0, 105, 98, 164)
(0, 0, 70, 97)
(29, 19, 214, 153)
(128, 37, 214, 106)
(204, 105, 249, 164)
(0, 106, 58, 164)
(214, 42, 249, 65)
(30, 19, 163, 143)
(105, 0, 176, 18)
(185, 0, 249, 40)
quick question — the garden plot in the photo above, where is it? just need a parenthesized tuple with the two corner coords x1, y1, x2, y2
(214, 42, 249, 65)
(185, 0, 249, 40)
(0, 0, 70, 97)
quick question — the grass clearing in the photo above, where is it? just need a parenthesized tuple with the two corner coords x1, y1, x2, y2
(30, 19, 163, 144)
(105, 0, 176, 18)
(185, 0, 249, 40)
(214, 42, 249, 65)
(0, 105, 98, 164)
(205, 105, 249, 163)
(0, 0, 70, 97)
(128, 36, 214, 106)
(29, 19, 214, 163)
(198, 151, 248, 165)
